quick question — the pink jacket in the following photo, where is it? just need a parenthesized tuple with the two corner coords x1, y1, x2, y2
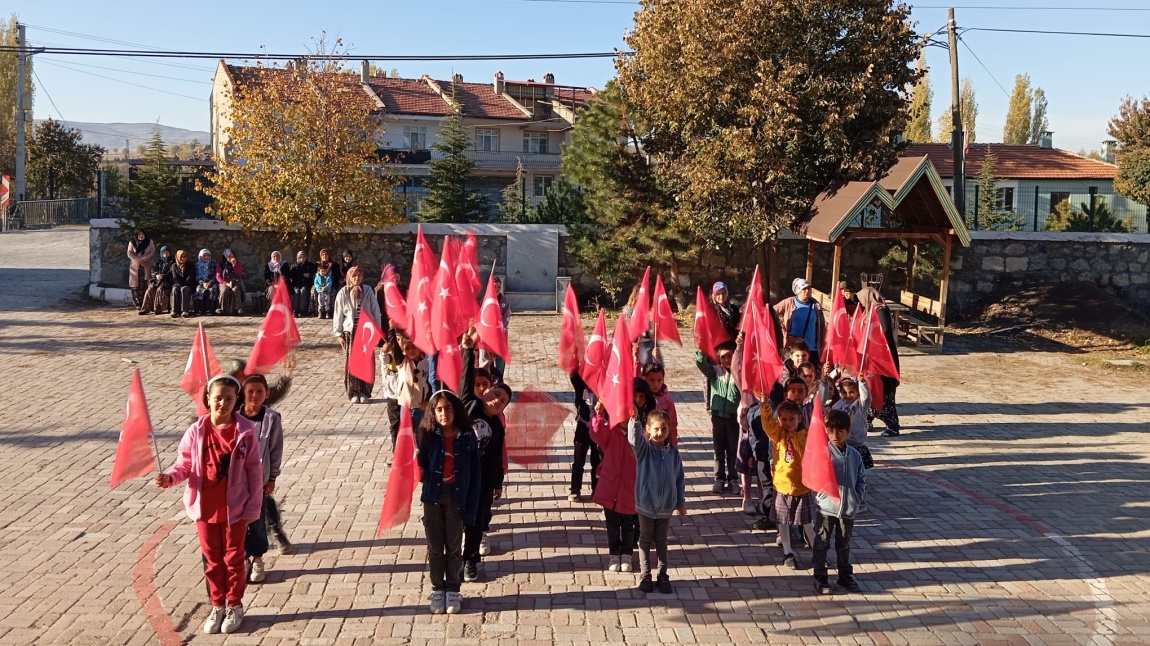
(163, 414, 263, 524)
(590, 413, 636, 515)
(652, 387, 679, 446)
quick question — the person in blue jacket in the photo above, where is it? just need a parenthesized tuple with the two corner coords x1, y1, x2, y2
(812, 409, 868, 595)
(628, 408, 686, 594)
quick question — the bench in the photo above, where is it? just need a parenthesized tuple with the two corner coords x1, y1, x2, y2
(897, 312, 944, 350)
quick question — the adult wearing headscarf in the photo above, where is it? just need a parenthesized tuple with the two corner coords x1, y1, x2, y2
(711, 282, 741, 338)
(139, 245, 174, 315)
(168, 250, 197, 318)
(217, 248, 246, 315)
(339, 250, 356, 288)
(333, 266, 382, 404)
(126, 229, 156, 308)
(287, 251, 317, 317)
(374, 263, 399, 332)
(774, 278, 825, 358)
(263, 251, 286, 312)
(194, 249, 219, 316)
(856, 287, 901, 437)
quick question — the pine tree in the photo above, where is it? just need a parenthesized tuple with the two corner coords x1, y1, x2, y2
(498, 159, 527, 223)
(120, 127, 185, 239)
(905, 56, 933, 143)
(971, 148, 1019, 231)
(420, 106, 487, 223)
(936, 77, 978, 143)
(1003, 74, 1033, 144)
(1029, 88, 1049, 145)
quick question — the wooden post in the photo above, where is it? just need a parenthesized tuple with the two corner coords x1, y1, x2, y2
(830, 241, 843, 298)
(805, 239, 815, 285)
(905, 241, 918, 293)
(938, 235, 953, 327)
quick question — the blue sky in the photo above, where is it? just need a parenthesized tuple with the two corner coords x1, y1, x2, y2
(13, 0, 1150, 152)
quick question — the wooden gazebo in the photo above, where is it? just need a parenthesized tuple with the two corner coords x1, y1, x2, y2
(793, 156, 971, 349)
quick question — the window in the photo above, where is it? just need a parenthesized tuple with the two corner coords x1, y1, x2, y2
(506, 84, 553, 119)
(533, 175, 554, 198)
(403, 126, 427, 150)
(523, 132, 548, 154)
(994, 186, 1015, 212)
(476, 128, 500, 152)
(1049, 191, 1071, 214)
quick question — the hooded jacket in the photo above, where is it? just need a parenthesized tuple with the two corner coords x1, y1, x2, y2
(629, 418, 685, 519)
(163, 414, 263, 524)
(814, 441, 867, 519)
(417, 421, 482, 525)
(461, 348, 507, 490)
(589, 378, 655, 515)
(695, 351, 739, 418)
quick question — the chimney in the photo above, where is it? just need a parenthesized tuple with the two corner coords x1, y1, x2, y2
(494, 71, 504, 95)
(360, 60, 370, 83)
(1039, 131, 1054, 149)
(452, 72, 463, 84)
(1102, 140, 1118, 164)
(543, 72, 555, 84)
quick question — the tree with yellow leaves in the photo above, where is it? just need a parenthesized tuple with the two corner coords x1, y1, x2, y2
(203, 41, 404, 251)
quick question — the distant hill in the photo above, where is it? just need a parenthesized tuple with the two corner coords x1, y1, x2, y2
(32, 120, 211, 152)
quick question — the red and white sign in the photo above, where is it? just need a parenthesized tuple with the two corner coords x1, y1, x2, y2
(1, 175, 10, 206)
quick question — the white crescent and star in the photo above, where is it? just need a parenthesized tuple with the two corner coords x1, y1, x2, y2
(384, 281, 405, 310)
(584, 333, 606, 367)
(480, 297, 501, 329)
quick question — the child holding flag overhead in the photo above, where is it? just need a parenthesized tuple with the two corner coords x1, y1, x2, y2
(813, 409, 867, 594)
(629, 408, 686, 594)
(155, 375, 263, 635)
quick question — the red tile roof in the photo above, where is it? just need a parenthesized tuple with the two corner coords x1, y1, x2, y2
(366, 77, 450, 116)
(903, 143, 1118, 181)
(442, 80, 527, 120)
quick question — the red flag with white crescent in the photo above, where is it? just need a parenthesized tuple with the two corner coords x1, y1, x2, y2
(825, 283, 858, 372)
(110, 368, 159, 489)
(451, 236, 479, 324)
(462, 231, 482, 294)
(858, 307, 901, 382)
(504, 388, 571, 468)
(627, 266, 652, 343)
(406, 225, 438, 355)
(180, 323, 221, 416)
(377, 407, 418, 534)
(580, 308, 608, 396)
(248, 277, 301, 375)
(801, 400, 841, 502)
(475, 271, 510, 363)
(431, 237, 468, 351)
(652, 274, 682, 346)
(693, 286, 730, 362)
(558, 284, 585, 373)
(739, 265, 765, 334)
(436, 341, 464, 394)
(601, 316, 635, 425)
(348, 302, 383, 384)
(382, 275, 409, 334)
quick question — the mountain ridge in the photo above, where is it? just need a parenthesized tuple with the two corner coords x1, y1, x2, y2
(32, 120, 211, 152)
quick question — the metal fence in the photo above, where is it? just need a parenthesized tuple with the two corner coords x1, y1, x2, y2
(10, 198, 98, 229)
(962, 185, 1149, 233)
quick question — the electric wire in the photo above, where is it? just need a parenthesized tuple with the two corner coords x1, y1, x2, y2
(32, 68, 66, 121)
(38, 59, 208, 102)
(38, 57, 212, 85)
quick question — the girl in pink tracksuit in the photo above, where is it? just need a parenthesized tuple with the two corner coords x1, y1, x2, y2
(156, 375, 263, 635)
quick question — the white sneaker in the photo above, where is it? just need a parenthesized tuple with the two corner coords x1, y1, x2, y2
(250, 557, 267, 583)
(478, 533, 491, 556)
(608, 555, 621, 572)
(202, 606, 225, 634)
(429, 591, 446, 614)
(348, 394, 357, 402)
(445, 591, 462, 614)
(221, 604, 244, 634)
(620, 558, 632, 572)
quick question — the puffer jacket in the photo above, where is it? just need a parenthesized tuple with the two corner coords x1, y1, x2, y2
(814, 442, 867, 519)
(589, 413, 636, 515)
(163, 414, 263, 524)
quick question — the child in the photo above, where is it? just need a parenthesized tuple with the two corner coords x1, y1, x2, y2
(238, 374, 285, 584)
(314, 264, 334, 319)
(642, 363, 678, 446)
(568, 370, 601, 502)
(460, 327, 513, 583)
(590, 378, 655, 572)
(194, 249, 220, 316)
(155, 375, 263, 635)
(763, 399, 816, 570)
(695, 340, 740, 494)
(629, 409, 686, 594)
(416, 390, 481, 615)
(784, 340, 812, 374)
(381, 332, 431, 443)
(813, 410, 867, 595)
(831, 376, 873, 469)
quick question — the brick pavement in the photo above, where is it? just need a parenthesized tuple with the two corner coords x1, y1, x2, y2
(0, 228, 1148, 645)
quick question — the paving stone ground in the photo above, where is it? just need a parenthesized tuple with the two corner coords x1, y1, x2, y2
(1, 227, 1148, 645)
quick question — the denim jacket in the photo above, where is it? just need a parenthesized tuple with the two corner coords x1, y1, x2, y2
(417, 425, 482, 525)
(814, 442, 868, 519)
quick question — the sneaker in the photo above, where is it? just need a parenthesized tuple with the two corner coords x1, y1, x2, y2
(479, 533, 491, 556)
(656, 576, 673, 594)
(348, 394, 357, 402)
(840, 579, 862, 593)
(783, 553, 806, 570)
(274, 540, 294, 555)
(445, 591, 462, 614)
(463, 561, 479, 582)
(741, 501, 757, 515)
(775, 531, 784, 547)
(568, 493, 582, 502)
(250, 557, 267, 583)
(202, 606, 225, 634)
(429, 591, 446, 614)
(752, 517, 776, 531)
(608, 555, 621, 572)
(638, 576, 654, 593)
(137, 310, 149, 316)
(220, 604, 244, 634)
(711, 481, 724, 494)
(881, 429, 899, 437)
(620, 558, 632, 573)
(729, 480, 742, 496)
(816, 581, 833, 595)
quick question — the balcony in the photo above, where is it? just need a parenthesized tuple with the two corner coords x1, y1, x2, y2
(458, 150, 562, 170)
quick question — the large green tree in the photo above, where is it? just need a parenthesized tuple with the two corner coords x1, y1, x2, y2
(1108, 96, 1150, 206)
(1003, 74, 1033, 144)
(0, 16, 34, 179)
(905, 55, 933, 143)
(562, 81, 695, 305)
(1029, 88, 1049, 145)
(27, 118, 104, 199)
(936, 77, 978, 143)
(420, 105, 487, 223)
(121, 127, 184, 239)
(617, 0, 921, 245)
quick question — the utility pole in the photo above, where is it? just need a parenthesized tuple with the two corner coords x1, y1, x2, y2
(15, 22, 27, 202)
(947, 8, 965, 217)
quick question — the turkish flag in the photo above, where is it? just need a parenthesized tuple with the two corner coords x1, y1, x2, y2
(602, 315, 635, 425)
(451, 237, 479, 323)
(461, 231, 482, 294)
(475, 271, 510, 363)
(248, 277, 301, 375)
(694, 286, 731, 362)
(580, 308, 609, 396)
(825, 285, 859, 372)
(348, 302, 383, 384)
(377, 407, 418, 534)
(181, 323, 221, 417)
(406, 225, 438, 355)
(110, 369, 159, 489)
(740, 302, 783, 396)
(858, 307, 901, 381)
(801, 400, 840, 502)
(652, 274, 682, 346)
(558, 284, 585, 374)
(437, 341, 464, 394)
(431, 237, 468, 351)
(504, 387, 572, 468)
(627, 266, 651, 343)
(382, 275, 409, 334)
(739, 266, 765, 334)
(864, 371, 885, 408)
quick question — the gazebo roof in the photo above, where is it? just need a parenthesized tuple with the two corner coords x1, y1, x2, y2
(795, 156, 971, 247)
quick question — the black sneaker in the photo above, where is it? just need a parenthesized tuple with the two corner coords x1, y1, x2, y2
(638, 576, 653, 593)
(656, 576, 673, 594)
(839, 579, 861, 593)
(783, 553, 806, 570)
(751, 516, 776, 531)
(816, 581, 832, 595)
(463, 561, 479, 582)
(711, 480, 724, 494)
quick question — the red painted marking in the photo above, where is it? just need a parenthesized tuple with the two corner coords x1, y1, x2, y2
(133, 519, 184, 646)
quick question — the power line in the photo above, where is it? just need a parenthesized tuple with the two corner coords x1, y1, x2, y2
(39, 57, 212, 85)
(38, 59, 208, 102)
(0, 44, 626, 61)
(963, 26, 1150, 38)
(919, 4, 1150, 10)
(32, 69, 66, 121)
(957, 36, 1011, 99)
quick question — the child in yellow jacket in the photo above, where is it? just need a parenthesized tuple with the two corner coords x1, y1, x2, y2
(764, 399, 817, 570)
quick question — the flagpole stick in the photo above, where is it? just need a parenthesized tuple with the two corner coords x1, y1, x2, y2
(151, 432, 164, 473)
(858, 306, 874, 376)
